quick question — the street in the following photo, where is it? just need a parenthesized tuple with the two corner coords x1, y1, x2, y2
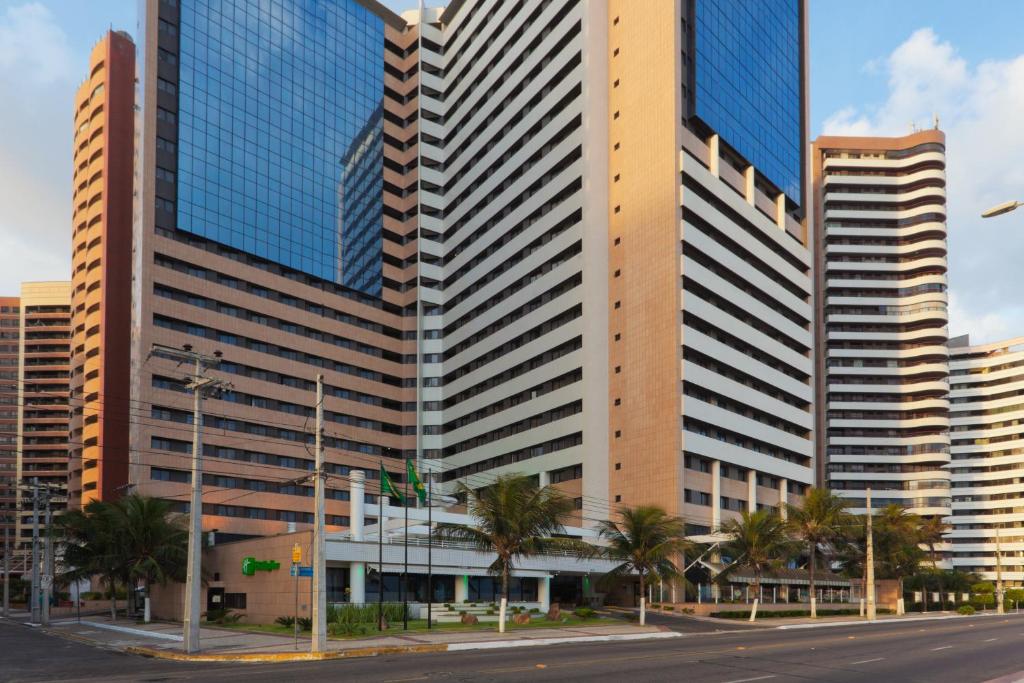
(4, 614, 1024, 682)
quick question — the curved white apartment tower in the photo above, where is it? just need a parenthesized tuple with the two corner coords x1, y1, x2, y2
(949, 336, 1024, 584)
(813, 131, 951, 517)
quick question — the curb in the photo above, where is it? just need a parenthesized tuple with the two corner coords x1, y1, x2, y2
(125, 643, 449, 663)
(123, 631, 681, 663)
(775, 611, 1024, 630)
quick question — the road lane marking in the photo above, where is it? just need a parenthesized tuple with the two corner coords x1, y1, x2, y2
(931, 645, 953, 651)
(984, 638, 998, 642)
(720, 676, 776, 683)
(851, 658, 885, 664)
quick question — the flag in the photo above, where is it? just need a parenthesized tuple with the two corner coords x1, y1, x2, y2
(407, 459, 426, 505)
(380, 465, 403, 503)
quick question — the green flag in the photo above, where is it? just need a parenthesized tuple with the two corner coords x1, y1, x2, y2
(407, 459, 426, 505)
(380, 465, 403, 504)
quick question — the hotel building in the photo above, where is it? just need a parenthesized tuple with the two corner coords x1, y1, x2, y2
(109, 0, 816, 544)
(68, 30, 136, 508)
(949, 336, 1024, 584)
(813, 130, 952, 517)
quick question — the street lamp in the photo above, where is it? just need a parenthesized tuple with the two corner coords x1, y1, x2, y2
(981, 200, 1024, 219)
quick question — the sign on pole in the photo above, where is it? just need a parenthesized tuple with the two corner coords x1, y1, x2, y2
(40, 575, 52, 590)
(292, 544, 302, 565)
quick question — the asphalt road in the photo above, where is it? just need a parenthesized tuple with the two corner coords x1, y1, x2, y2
(5, 614, 1024, 683)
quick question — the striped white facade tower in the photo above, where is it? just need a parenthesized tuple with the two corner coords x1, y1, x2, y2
(813, 130, 952, 517)
(949, 336, 1024, 584)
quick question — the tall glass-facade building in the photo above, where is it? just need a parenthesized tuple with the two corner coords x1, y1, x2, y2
(174, 0, 385, 296)
(689, 0, 804, 204)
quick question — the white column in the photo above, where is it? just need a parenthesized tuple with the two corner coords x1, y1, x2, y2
(539, 575, 551, 612)
(539, 470, 551, 488)
(775, 193, 786, 230)
(711, 460, 721, 530)
(351, 470, 365, 541)
(744, 166, 756, 205)
(348, 472, 367, 604)
(708, 134, 719, 176)
(455, 575, 469, 604)
(779, 479, 789, 520)
(747, 470, 757, 513)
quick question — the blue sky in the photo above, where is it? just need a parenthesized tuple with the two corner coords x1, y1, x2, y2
(2, 1, 1023, 341)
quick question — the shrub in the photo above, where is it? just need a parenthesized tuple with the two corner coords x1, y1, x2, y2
(329, 621, 368, 637)
(204, 608, 243, 624)
(573, 607, 596, 618)
(458, 610, 468, 616)
(486, 609, 496, 616)
(529, 607, 541, 614)
(664, 606, 674, 611)
(296, 617, 313, 631)
(275, 616, 295, 628)
(958, 605, 976, 615)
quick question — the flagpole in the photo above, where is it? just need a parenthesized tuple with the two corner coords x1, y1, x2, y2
(427, 470, 432, 629)
(378, 461, 384, 631)
(403, 476, 409, 630)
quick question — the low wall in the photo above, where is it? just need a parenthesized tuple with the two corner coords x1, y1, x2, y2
(648, 601, 864, 617)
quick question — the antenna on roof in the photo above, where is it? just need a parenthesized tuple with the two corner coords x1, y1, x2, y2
(933, 112, 940, 130)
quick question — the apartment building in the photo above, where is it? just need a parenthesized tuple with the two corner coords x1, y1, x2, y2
(0, 297, 18, 544)
(116, 0, 815, 541)
(813, 130, 951, 516)
(949, 336, 1024, 584)
(68, 30, 135, 508)
(15, 282, 72, 551)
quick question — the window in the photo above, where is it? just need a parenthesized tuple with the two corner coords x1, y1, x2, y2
(223, 593, 246, 609)
(157, 78, 177, 96)
(156, 107, 177, 124)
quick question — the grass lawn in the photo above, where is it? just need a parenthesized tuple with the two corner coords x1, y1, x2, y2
(210, 615, 615, 639)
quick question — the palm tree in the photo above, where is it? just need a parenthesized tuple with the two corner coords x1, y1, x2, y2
(917, 514, 948, 610)
(58, 500, 125, 620)
(786, 488, 852, 617)
(718, 509, 795, 622)
(874, 504, 924, 612)
(596, 506, 691, 626)
(116, 495, 189, 620)
(434, 475, 581, 633)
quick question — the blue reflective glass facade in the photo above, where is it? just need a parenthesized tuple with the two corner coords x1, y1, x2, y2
(694, 0, 802, 202)
(176, 0, 385, 296)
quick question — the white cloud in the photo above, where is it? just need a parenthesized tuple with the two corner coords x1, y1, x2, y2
(823, 28, 1024, 345)
(0, 3, 73, 83)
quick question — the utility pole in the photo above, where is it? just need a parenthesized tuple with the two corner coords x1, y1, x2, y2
(41, 500, 52, 627)
(311, 374, 326, 653)
(996, 526, 1005, 615)
(30, 478, 40, 624)
(865, 488, 876, 621)
(149, 344, 229, 653)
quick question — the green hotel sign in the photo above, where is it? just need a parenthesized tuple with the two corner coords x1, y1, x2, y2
(242, 557, 281, 576)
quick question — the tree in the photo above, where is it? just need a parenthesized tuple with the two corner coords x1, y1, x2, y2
(115, 495, 188, 618)
(917, 515, 949, 610)
(58, 501, 125, 621)
(595, 506, 691, 626)
(57, 494, 189, 622)
(874, 504, 924, 611)
(786, 488, 852, 618)
(434, 475, 581, 633)
(718, 509, 795, 622)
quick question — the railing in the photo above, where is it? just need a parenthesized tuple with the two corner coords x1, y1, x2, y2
(337, 535, 597, 559)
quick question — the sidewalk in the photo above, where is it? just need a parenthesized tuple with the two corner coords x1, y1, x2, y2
(638, 605, 1024, 630)
(7, 613, 680, 662)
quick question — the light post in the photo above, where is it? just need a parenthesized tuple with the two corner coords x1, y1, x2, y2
(981, 200, 1024, 219)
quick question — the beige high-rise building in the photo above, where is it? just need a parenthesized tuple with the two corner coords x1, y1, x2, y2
(15, 282, 72, 551)
(813, 130, 951, 517)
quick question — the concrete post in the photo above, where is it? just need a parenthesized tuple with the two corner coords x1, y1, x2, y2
(349, 471, 367, 605)
(746, 470, 757, 513)
(779, 479, 789, 520)
(539, 575, 551, 612)
(708, 134, 719, 177)
(711, 460, 721, 530)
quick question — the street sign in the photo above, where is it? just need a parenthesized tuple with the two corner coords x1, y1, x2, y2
(40, 575, 52, 590)
(290, 565, 313, 578)
(242, 557, 281, 576)
(292, 544, 302, 564)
